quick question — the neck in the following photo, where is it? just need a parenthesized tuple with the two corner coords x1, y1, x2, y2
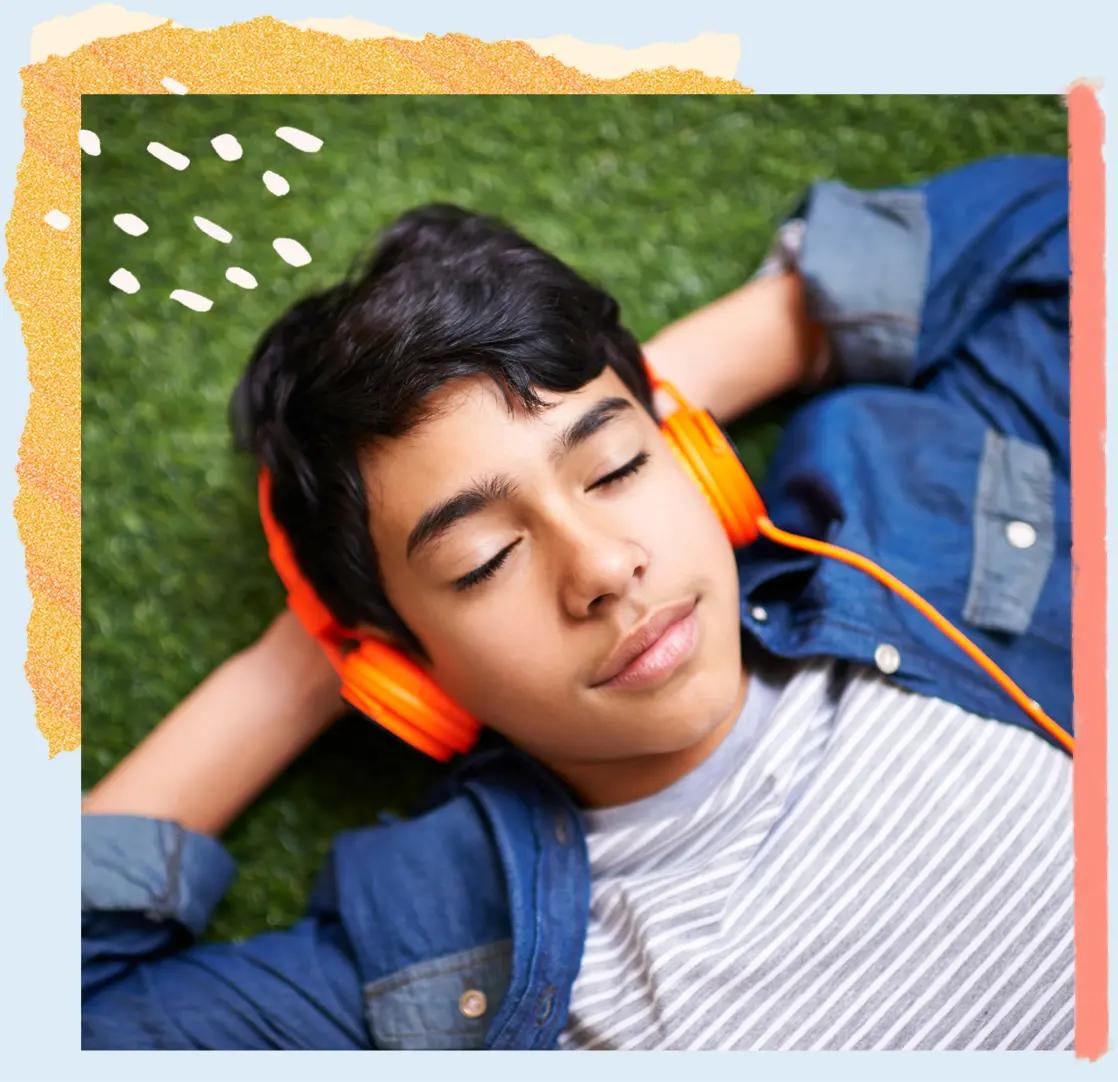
(542, 664, 750, 810)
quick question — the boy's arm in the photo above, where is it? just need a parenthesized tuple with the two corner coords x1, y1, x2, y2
(644, 156, 1069, 434)
(82, 609, 346, 837)
(643, 173, 926, 424)
(81, 608, 345, 982)
(81, 611, 371, 1048)
(641, 181, 922, 425)
(642, 269, 827, 424)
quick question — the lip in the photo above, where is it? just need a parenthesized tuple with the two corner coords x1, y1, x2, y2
(590, 597, 699, 690)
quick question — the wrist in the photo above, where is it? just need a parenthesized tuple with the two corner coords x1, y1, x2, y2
(249, 611, 348, 725)
(754, 217, 831, 392)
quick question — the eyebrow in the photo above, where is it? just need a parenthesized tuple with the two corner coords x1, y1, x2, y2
(405, 396, 634, 561)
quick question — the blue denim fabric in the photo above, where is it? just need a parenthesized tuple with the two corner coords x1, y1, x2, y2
(82, 746, 587, 1050)
(737, 154, 1071, 744)
(81, 155, 1072, 1050)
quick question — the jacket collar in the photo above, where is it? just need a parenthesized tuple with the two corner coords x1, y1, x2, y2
(455, 746, 590, 1049)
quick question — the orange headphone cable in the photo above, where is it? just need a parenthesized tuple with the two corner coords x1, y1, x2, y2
(755, 516, 1075, 756)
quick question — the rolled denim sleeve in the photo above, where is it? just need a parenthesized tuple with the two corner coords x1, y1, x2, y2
(780, 156, 1069, 400)
(82, 814, 237, 996)
(792, 180, 930, 385)
(82, 813, 237, 932)
(81, 814, 371, 1049)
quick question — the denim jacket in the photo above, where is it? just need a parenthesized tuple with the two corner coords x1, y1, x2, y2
(82, 155, 1072, 1050)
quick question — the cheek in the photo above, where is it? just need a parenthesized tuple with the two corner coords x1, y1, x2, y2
(647, 458, 743, 634)
(642, 453, 732, 556)
(415, 591, 566, 715)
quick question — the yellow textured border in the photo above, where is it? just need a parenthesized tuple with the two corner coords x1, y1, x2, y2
(5, 15, 748, 758)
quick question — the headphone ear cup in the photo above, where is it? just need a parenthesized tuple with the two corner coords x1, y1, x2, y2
(660, 407, 766, 547)
(259, 467, 481, 762)
(340, 638, 482, 761)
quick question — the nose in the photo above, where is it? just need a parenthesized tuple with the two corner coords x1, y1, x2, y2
(556, 514, 649, 619)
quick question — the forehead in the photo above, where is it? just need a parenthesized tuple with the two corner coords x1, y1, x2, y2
(359, 367, 640, 534)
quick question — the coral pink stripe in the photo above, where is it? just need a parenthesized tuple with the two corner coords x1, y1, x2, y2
(1069, 81, 1108, 1061)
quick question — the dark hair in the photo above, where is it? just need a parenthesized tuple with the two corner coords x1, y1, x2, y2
(230, 203, 653, 659)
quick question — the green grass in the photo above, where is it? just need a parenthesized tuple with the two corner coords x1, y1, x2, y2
(81, 94, 1067, 940)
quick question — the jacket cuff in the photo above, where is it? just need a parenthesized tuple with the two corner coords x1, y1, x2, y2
(791, 180, 930, 385)
(81, 813, 237, 937)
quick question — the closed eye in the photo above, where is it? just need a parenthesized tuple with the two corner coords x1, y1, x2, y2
(453, 539, 520, 592)
(452, 451, 649, 593)
(588, 450, 650, 491)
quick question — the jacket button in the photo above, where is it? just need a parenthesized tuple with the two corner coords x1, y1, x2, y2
(874, 643, 901, 675)
(458, 989, 488, 1018)
(750, 605, 769, 623)
(536, 985, 556, 1024)
(1005, 520, 1037, 549)
(554, 813, 569, 845)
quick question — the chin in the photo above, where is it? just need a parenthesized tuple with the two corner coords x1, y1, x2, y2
(685, 657, 745, 726)
(633, 665, 743, 756)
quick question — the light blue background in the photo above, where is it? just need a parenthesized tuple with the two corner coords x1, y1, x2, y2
(0, 2, 1112, 1077)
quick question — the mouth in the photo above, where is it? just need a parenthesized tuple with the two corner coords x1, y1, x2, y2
(590, 596, 700, 692)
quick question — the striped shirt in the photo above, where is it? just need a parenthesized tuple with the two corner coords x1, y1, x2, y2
(558, 657, 1073, 1051)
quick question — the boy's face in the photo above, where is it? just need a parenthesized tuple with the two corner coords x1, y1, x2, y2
(360, 367, 745, 766)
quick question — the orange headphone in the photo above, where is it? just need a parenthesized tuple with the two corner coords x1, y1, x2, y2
(258, 362, 1074, 759)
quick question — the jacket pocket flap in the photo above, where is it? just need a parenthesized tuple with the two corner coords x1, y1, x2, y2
(364, 939, 511, 1050)
(963, 430, 1055, 635)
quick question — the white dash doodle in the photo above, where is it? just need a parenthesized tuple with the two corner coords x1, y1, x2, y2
(225, 266, 258, 289)
(262, 170, 290, 196)
(147, 142, 190, 171)
(275, 126, 323, 153)
(170, 289, 213, 312)
(44, 209, 70, 230)
(193, 215, 233, 244)
(161, 77, 188, 95)
(273, 237, 312, 267)
(109, 268, 140, 294)
(78, 129, 101, 156)
(211, 133, 243, 161)
(113, 213, 149, 236)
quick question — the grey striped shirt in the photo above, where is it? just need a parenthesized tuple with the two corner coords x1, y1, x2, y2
(558, 657, 1073, 1051)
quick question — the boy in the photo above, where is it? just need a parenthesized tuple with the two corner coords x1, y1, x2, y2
(81, 154, 1074, 1050)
